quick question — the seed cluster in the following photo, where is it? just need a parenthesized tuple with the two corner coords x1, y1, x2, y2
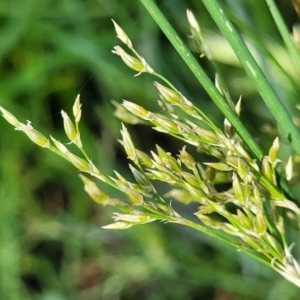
(1, 14, 300, 287)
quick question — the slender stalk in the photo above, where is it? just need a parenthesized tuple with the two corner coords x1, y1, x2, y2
(139, 0, 264, 161)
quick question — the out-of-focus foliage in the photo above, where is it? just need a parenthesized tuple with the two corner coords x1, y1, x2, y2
(0, 0, 299, 299)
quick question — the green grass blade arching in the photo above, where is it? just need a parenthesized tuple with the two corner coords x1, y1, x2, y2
(265, 0, 300, 76)
(139, 0, 263, 161)
(201, 0, 300, 157)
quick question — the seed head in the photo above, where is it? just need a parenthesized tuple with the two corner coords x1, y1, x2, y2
(178, 146, 196, 170)
(164, 188, 193, 204)
(178, 104, 197, 116)
(252, 182, 262, 209)
(17, 122, 50, 148)
(129, 164, 150, 186)
(112, 100, 143, 124)
(266, 234, 283, 255)
(79, 174, 109, 205)
(224, 118, 233, 137)
(286, 155, 293, 181)
(112, 19, 133, 49)
(157, 99, 175, 114)
(215, 74, 224, 96)
(120, 123, 137, 161)
(194, 127, 219, 145)
(73, 94, 82, 123)
(102, 221, 132, 229)
(196, 214, 223, 229)
(195, 205, 214, 215)
(154, 82, 182, 104)
(66, 152, 90, 171)
(237, 209, 253, 230)
(50, 136, 69, 154)
(136, 149, 153, 168)
(0, 106, 20, 127)
(148, 169, 177, 182)
(254, 210, 267, 235)
(184, 182, 204, 201)
(168, 155, 181, 173)
(232, 173, 246, 202)
(234, 143, 252, 163)
(124, 187, 144, 205)
(156, 145, 170, 163)
(61, 110, 78, 143)
(262, 156, 274, 183)
(112, 171, 130, 189)
(237, 157, 248, 181)
(151, 114, 180, 134)
(204, 167, 216, 182)
(204, 162, 233, 171)
(150, 150, 162, 165)
(186, 10, 200, 34)
(235, 96, 242, 116)
(181, 171, 199, 187)
(112, 46, 153, 75)
(113, 212, 155, 224)
(122, 100, 149, 118)
(268, 137, 280, 166)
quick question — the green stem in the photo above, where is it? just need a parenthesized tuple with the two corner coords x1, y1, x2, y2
(200, 0, 300, 157)
(79, 147, 90, 161)
(140, 0, 263, 161)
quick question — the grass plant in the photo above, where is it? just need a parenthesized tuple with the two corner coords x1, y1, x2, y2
(1, 0, 300, 296)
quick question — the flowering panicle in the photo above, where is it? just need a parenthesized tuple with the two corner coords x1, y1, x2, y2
(1, 15, 300, 288)
(2, 90, 299, 284)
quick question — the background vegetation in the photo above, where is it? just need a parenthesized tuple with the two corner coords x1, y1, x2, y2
(0, 0, 299, 299)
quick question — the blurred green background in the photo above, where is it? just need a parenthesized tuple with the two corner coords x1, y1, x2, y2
(1, 0, 300, 299)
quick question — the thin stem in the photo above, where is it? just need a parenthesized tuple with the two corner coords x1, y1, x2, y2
(79, 147, 90, 161)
